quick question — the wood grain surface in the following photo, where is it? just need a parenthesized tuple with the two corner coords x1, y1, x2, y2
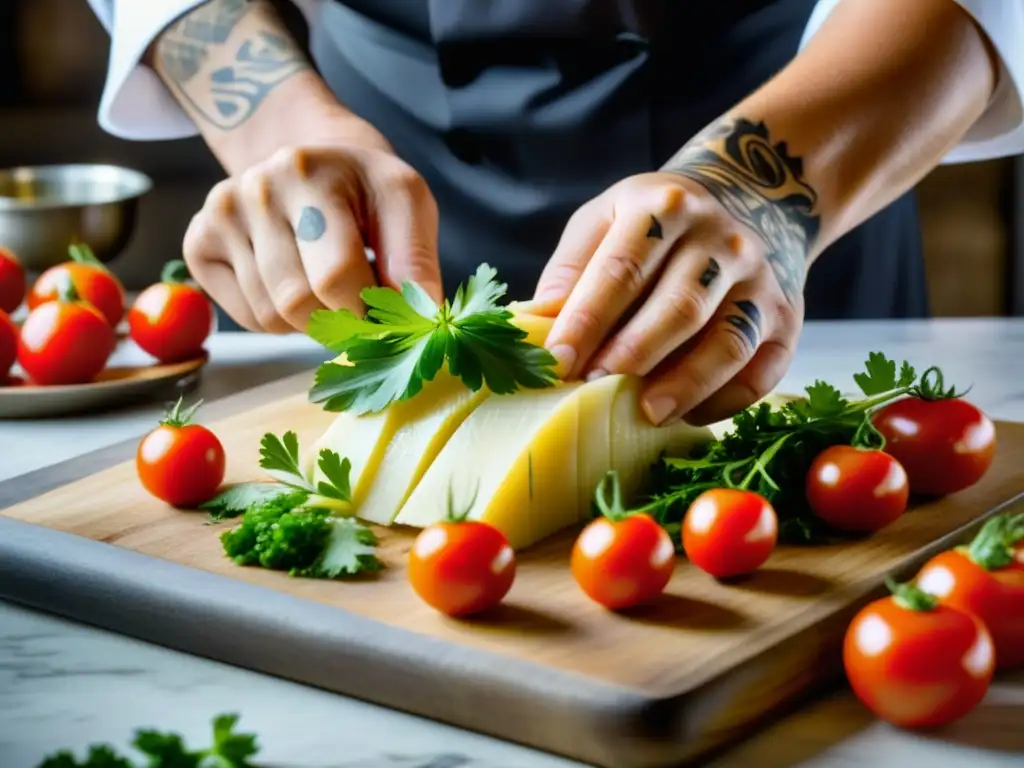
(2, 381, 1023, 768)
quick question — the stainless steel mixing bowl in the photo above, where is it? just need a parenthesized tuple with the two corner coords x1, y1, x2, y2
(0, 163, 153, 272)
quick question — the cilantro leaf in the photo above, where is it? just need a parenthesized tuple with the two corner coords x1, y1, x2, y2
(199, 483, 291, 521)
(307, 264, 558, 415)
(294, 517, 383, 578)
(853, 352, 917, 395)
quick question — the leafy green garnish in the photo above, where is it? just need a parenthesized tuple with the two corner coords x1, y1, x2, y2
(633, 352, 967, 544)
(220, 492, 383, 579)
(199, 482, 290, 522)
(36, 713, 259, 768)
(306, 263, 559, 415)
(258, 430, 351, 503)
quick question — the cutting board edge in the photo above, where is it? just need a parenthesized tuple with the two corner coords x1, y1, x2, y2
(0, 514, 699, 768)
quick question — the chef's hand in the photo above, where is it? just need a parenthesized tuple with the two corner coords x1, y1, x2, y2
(533, 172, 806, 427)
(182, 117, 442, 333)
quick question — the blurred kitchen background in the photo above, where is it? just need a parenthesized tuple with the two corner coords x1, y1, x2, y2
(3, 0, 1023, 316)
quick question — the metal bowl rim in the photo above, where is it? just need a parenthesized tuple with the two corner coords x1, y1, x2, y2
(0, 163, 154, 212)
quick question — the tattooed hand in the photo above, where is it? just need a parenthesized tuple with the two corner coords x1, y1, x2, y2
(154, 0, 442, 333)
(533, 117, 820, 426)
(182, 130, 443, 333)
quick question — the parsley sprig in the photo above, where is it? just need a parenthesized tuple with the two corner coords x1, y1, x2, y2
(306, 264, 559, 415)
(636, 352, 966, 543)
(200, 431, 352, 520)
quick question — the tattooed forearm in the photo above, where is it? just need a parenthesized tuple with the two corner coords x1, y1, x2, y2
(155, 0, 310, 131)
(661, 118, 820, 307)
(725, 299, 762, 349)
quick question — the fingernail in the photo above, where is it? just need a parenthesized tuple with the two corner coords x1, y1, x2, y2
(643, 396, 677, 425)
(548, 344, 577, 375)
(586, 368, 608, 382)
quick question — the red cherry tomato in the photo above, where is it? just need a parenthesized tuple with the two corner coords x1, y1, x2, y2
(844, 579, 993, 728)
(0, 247, 26, 314)
(17, 285, 114, 386)
(137, 397, 226, 508)
(128, 260, 213, 363)
(915, 514, 1024, 670)
(571, 514, 675, 610)
(873, 396, 995, 496)
(570, 472, 675, 610)
(806, 445, 909, 533)
(408, 519, 516, 616)
(0, 310, 17, 376)
(682, 488, 777, 579)
(28, 244, 125, 328)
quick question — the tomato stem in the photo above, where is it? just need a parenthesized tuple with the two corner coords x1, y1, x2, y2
(56, 273, 80, 303)
(161, 396, 203, 427)
(594, 470, 631, 521)
(161, 259, 193, 285)
(885, 575, 938, 612)
(443, 479, 479, 523)
(67, 242, 108, 271)
(910, 366, 970, 402)
(965, 513, 1024, 570)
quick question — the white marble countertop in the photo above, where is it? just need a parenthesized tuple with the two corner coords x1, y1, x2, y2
(1, 320, 1023, 768)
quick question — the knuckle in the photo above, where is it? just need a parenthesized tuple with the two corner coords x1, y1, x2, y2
(652, 184, 687, 218)
(182, 215, 217, 265)
(254, 301, 287, 334)
(274, 279, 315, 319)
(204, 181, 238, 219)
(603, 250, 646, 294)
(270, 145, 310, 179)
(604, 333, 651, 374)
(662, 288, 707, 329)
(720, 326, 754, 364)
(238, 169, 273, 211)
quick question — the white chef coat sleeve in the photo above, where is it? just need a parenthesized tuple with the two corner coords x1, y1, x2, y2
(802, 0, 1024, 164)
(85, 0, 211, 140)
(85, 0, 319, 141)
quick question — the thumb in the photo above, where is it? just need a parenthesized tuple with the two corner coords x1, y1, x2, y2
(368, 168, 444, 305)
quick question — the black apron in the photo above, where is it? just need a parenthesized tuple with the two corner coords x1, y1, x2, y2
(303, 0, 929, 321)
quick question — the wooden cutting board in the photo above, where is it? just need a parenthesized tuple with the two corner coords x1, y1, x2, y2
(2, 371, 1023, 768)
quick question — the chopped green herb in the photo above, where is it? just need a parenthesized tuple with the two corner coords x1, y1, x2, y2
(199, 482, 291, 522)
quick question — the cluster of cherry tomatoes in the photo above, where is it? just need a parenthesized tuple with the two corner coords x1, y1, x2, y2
(0, 244, 214, 387)
(844, 510, 1022, 730)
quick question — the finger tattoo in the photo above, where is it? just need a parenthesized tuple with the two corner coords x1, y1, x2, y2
(296, 206, 326, 242)
(646, 214, 663, 239)
(659, 117, 820, 308)
(698, 257, 720, 288)
(725, 299, 761, 349)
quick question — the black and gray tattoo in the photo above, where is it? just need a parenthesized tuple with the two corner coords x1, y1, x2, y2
(698, 257, 720, 288)
(646, 215, 663, 240)
(156, 0, 310, 130)
(296, 206, 326, 242)
(725, 299, 762, 349)
(661, 118, 820, 307)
